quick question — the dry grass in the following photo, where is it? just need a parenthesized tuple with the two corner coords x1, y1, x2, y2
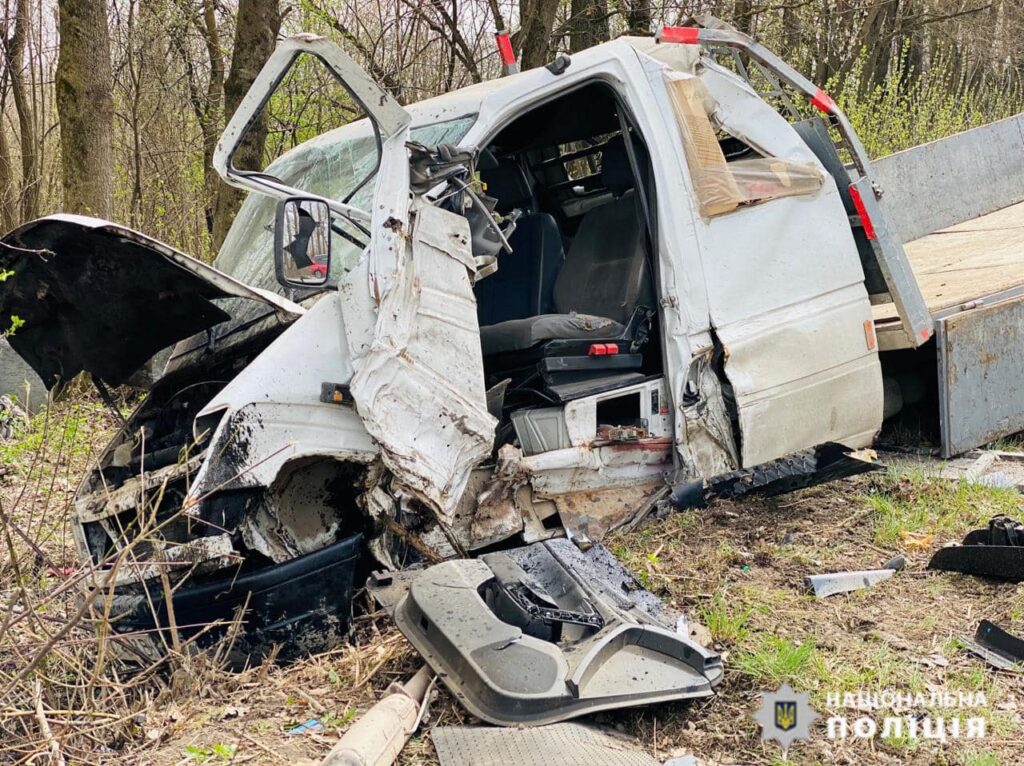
(2, 399, 1024, 765)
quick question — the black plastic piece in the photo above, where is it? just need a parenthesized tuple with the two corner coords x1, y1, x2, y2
(928, 545, 1024, 582)
(545, 55, 571, 75)
(101, 533, 364, 668)
(485, 306, 655, 406)
(928, 516, 1024, 582)
(502, 581, 605, 630)
(963, 620, 1024, 669)
(669, 442, 881, 509)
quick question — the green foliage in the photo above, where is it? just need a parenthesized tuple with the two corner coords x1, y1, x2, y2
(183, 743, 236, 762)
(832, 43, 1024, 158)
(0, 269, 21, 339)
(0, 402, 109, 469)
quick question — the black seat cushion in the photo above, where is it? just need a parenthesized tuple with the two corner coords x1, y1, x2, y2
(480, 313, 624, 355)
(475, 213, 564, 326)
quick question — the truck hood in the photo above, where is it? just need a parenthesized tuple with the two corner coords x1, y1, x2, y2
(0, 215, 303, 389)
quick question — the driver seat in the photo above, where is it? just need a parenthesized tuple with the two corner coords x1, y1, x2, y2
(479, 135, 650, 357)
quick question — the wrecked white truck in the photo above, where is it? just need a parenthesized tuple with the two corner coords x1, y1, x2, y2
(1, 18, 1023, 698)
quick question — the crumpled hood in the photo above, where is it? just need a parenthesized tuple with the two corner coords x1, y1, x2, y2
(0, 215, 303, 389)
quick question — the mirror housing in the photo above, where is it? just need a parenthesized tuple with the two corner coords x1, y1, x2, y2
(275, 197, 332, 288)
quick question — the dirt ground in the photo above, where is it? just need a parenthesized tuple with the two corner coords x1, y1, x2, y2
(2, 400, 1023, 765)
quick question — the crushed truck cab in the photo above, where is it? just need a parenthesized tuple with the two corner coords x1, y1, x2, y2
(1, 20, 1021, 667)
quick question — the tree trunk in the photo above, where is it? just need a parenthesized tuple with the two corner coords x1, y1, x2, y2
(195, 0, 225, 236)
(625, 0, 651, 36)
(569, 0, 609, 52)
(55, 0, 115, 218)
(6, 0, 39, 221)
(211, 0, 280, 249)
(517, 0, 560, 70)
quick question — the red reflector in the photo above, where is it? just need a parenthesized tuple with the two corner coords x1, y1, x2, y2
(495, 32, 516, 67)
(589, 344, 607, 356)
(810, 88, 836, 115)
(848, 184, 877, 240)
(657, 26, 701, 45)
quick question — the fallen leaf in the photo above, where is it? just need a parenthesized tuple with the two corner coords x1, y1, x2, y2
(900, 530, 934, 551)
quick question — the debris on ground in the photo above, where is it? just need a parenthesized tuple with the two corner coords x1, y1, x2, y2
(319, 666, 433, 766)
(0, 394, 26, 440)
(882, 448, 1024, 491)
(367, 539, 721, 726)
(961, 620, 1024, 670)
(430, 722, 663, 766)
(805, 555, 906, 598)
(899, 529, 934, 551)
(669, 442, 882, 510)
(288, 719, 325, 736)
(928, 515, 1024, 581)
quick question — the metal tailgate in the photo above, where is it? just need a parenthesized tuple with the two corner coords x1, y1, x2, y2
(937, 293, 1024, 457)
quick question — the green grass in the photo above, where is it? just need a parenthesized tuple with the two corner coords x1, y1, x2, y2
(697, 590, 753, 645)
(962, 751, 1005, 766)
(824, 642, 924, 699)
(732, 635, 824, 689)
(863, 469, 1022, 546)
(0, 402, 109, 467)
(986, 433, 1024, 452)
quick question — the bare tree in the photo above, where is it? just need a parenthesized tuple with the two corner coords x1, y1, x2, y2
(55, 0, 114, 217)
(2, 0, 39, 220)
(211, 0, 280, 248)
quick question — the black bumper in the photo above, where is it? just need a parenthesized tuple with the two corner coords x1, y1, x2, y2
(100, 533, 364, 668)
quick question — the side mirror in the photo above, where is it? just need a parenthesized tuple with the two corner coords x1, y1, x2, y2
(275, 197, 332, 288)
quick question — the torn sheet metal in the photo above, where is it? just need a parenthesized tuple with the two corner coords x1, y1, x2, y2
(551, 480, 665, 546)
(670, 442, 882, 509)
(431, 723, 662, 766)
(368, 539, 721, 727)
(348, 203, 497, 523)
(74, 454, 206, 524)
(110, 533, 239, 587)
(962, 620, 1024, 671)
(185, 294, 378, 504)
(678, 349, 739, 477)
(466, 446, 527, 549)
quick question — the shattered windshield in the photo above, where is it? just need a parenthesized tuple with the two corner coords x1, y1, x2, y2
(213, 115, 476, 304)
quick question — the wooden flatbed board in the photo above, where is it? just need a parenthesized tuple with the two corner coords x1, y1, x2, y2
(873, 200, 1024, 325)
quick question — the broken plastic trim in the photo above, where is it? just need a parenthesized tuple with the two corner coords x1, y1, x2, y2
(367, 539, 722, 726)
(805, 556, 905, 598)
(669, 442, 882, 510)
(928, 516, 1024, 582)
(961, 620, 1024, 670)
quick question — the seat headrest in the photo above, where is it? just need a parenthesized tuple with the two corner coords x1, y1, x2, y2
(480, 155, 534, 215)
(601, 134, 640, 198)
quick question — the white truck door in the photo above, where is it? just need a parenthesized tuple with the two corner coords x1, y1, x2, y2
(214, 35, 495, 524)
(655, 63, 884, 466)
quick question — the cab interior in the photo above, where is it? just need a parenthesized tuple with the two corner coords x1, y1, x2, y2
(473, 82, 663, 434)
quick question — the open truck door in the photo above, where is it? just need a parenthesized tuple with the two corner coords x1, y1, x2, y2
(214, 35, 496, 524)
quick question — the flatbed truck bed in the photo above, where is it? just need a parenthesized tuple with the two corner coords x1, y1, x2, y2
(874, 200, 1024, 328)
